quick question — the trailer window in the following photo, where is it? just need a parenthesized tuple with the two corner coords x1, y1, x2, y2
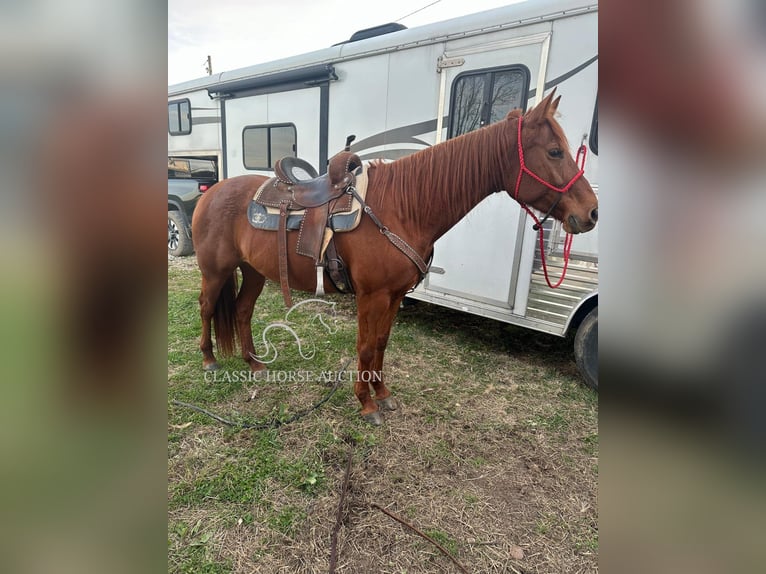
(168, 99, 191, 135)
(448, 66, 529, 139)
(243, 124, 297, 170)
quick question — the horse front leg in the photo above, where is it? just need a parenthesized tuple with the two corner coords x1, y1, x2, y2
(370, 296, 405, 412)
(355, 293, 403, 425)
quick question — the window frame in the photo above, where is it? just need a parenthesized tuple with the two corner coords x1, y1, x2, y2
(447, 64, 531, 140)
(168, 98, 191, 136)
(242, 123, 297, 170)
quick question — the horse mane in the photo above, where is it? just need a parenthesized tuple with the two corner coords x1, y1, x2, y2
(364, 106, 568, 224)
(366, 114, 517, 223)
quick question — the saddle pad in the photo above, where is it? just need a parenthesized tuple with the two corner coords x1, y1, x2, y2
(248, 165, 369, 233)
(248, 203, 361, 232)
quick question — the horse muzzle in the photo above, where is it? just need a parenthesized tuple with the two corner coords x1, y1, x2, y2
(565, 207, 598, 234)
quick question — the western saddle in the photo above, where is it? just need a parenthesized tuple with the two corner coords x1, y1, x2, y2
(252, 145, 363, 307)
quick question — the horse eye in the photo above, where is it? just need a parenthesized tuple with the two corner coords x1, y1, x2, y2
(548, 149, 564, 159)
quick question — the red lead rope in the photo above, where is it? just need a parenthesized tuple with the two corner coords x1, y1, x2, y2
(513, 116, 587, 289)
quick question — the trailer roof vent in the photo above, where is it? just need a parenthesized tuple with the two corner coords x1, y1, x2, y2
(336, 23, 407, 45)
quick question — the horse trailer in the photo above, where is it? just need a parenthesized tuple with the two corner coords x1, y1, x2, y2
(168, 0, 599, 388)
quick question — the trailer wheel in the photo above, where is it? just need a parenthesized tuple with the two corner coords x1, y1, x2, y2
(574, 307, 598, 390)
(168, 211, 193, 257)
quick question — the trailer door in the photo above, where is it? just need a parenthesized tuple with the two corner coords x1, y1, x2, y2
(423, 29, 551, 310)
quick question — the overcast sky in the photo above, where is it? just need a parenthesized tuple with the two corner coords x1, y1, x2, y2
(168, 0, 523, 85)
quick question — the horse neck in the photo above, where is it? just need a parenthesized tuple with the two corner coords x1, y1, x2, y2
(368, 120, 516, 243)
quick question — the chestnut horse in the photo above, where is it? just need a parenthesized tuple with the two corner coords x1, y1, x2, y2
(192, 92, 598, 424)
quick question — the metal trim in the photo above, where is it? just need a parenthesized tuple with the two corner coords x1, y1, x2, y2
(417, 284, 513, 309)
(562, 291, 598, 333)
(190, 116, 220, 126)
(208, 64, 337, 97)
(507, 207, 530, 309)
(589, 95, 598, 155)
(220, 98, 228, 178)
(445, 32, 552, 57)
(318, 82, 330, 174)
(407, 289, 567, 336)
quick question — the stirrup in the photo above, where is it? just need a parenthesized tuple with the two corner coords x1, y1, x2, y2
(315, 265, 325, 297)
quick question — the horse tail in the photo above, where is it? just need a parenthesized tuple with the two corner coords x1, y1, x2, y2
(213, 272, 239, 357)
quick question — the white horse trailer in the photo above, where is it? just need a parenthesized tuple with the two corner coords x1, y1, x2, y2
(168, 0, 599, 387)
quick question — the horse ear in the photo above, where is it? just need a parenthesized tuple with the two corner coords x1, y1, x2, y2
(550, 95, 562, 114)
(541, 88, 558, 114)
(526, 90, 554, 121)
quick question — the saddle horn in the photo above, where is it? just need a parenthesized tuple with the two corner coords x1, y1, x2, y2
(344, 134, 356, 151)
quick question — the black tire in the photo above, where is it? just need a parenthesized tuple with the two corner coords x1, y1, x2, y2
(168, 211, 193, 257)
(574, 307, 598, 390)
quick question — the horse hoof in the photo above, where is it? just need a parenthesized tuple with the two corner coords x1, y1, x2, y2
(247, 360, 267, 374)
(203, 362, 220, 372)
(377, 397, 399, 411)
(250, 362, 267, 373)
(362, 411, 383, 426)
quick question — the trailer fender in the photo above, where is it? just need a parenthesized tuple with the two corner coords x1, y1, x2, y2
(564, 292, 598, 335)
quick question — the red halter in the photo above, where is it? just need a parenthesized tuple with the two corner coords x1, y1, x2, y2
(512, 116, 587, 289)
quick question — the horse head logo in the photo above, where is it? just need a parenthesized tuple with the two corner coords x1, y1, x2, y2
(250, 299, 339, 364)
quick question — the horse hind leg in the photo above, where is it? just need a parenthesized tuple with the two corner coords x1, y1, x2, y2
(235, 263, 267, 372)
(198, 267, 238, 371)
(199, 273, 226, 371)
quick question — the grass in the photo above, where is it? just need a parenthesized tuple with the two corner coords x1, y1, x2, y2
(168, 255, 598, 573)
(169, 518, 232, 574)
(423, 528, 459, 556)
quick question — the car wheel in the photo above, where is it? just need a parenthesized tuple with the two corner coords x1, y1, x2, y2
(574, 307, 598, 390)
(168, 211, 192, 256)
